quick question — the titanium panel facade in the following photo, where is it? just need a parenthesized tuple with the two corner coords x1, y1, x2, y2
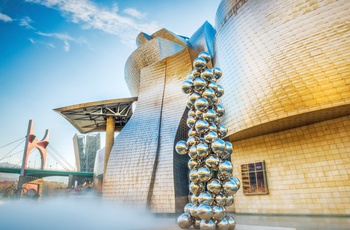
(103, 27, 215, 212)
(214, 0, 350, 214)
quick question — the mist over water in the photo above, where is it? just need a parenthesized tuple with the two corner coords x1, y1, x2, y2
(0, 197, 173, 230)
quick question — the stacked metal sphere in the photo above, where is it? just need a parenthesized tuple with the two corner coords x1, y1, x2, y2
(176, 52, 240, 230)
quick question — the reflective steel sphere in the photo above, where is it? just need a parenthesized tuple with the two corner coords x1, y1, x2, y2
(190, 204, 199, 219)
(215, 104, 225, 117)
(219, 160, 233, 177)
(195, 110, 204, 119)
(200, 218, 216, 230)
(203, 109, 217, 123)
(186, 100, 193, 109)
(211, 139, 226, 155)
(188, 109, 196, 117)
(207, 178, 222, 194)
(193, 57, 207, 70)
(198, 51, 211, 63)
(197, 204, 213, 220)
(198, 192, 214, 205)
(175, 140, 188, 155)
(211, 96, 219, 105)
(216, 85, 224, 97)
(223, 178, 239, 195)
(212, 67, 223, 80)
(204, 130, 218, 143)
(187, 136, 199, 146)
(191, 194, 199, 205)
(177, 213, 192, 229)
(230, 177, 241, 190)
(181, 80, 193, 94)
(202, 88, 216, 102)
(213, 205, 225, 220)
(201, 69, 213, 81)
(225, 194, 234, 206)
(189, 92, 201, 103)
(208, 81, 218, 92)
(205, 154, 220, 170)
(197, 142, 209, 159)
(215, 193, 226, 206)
(188, 145, 198, 159)
(218, 124, 228, 138)
(226, 216, 236, 230)
(188, 159, 198, 170)
(189, 182, 203, 195)
(186, 116, 196, 128)
(198, 166, 212, 182)
(195, 98, 209, 112)
(188, 128, 197, 137)
(189, 169, 200, 184)
(208, 122, 218, 132)
(193, 77, 207, 91)
(217, 217, 229, 230)
(195, 119, 209, 134)
(192, 69, 201, 78)
(225, 141, 233, 155)
(184, 203, 193, 213)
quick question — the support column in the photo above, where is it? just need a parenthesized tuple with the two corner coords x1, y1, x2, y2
(104, 116, 115, 177)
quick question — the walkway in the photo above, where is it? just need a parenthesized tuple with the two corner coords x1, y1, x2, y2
(149, 213, 350, 230)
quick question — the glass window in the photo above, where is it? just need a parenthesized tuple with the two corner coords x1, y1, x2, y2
(241, 161, 268, 195)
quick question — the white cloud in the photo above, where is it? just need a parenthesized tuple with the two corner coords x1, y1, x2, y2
(28, 38, 35, 44)
(19, 16, 35, 29)
(25, 0, 161, 46)
(123, 8, 146, 19)
(63, 40, 70, 52)
(0, 12, 13, 22)
(37, 32, 77, 52)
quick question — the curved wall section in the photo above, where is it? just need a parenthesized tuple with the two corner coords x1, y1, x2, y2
(104, 29, 198, 213)
(214, 0, 350, 141)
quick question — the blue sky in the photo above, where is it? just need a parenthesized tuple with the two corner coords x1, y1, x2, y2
(0, 0, 221, 171)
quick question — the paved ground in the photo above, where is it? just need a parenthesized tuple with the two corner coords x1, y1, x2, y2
(150, 213, 350, 230)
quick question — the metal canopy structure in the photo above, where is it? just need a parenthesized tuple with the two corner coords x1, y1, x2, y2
(54, 97, 137, 134)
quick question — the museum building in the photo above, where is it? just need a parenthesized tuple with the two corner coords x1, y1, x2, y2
(56, 0, 350, 215)
(105, 0, 350, 215)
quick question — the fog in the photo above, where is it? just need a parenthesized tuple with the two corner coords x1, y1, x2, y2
(0, 197, 174, 230)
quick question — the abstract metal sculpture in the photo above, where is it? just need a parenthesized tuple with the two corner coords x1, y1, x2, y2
(176, 52, 240, 229)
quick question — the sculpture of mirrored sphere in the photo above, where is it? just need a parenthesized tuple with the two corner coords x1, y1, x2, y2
(198, 192, 214, 205)
(181, 80, 193, 94)
(193, 77, 207, 91)
(198, 166, 212, 182)
(201, 68, 213, 81)
(197, 203, 213, 220)
(226, 216, 236, 230)
(200, 218, 216, 230)
(178, 53, 240, 229)
(211, 139, 226, 155)
(198, 51, 211, 63)
(217, 217, 229, 230)
(213, 205, 225, 221)
(175, 140, 188, 155)
(195, 97, 209, 112)
(212, 67, 222, 80)
(207, 178, 222, 194)
(216, 85, 224, 97)
(177, 213, 192, 229)
(193, 57, 207, 70)
(205, 154, 220, 170)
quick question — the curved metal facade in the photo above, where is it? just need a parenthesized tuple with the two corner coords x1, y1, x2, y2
(214, 0, 350, 215)
(214, 0, 350, 141)
(104, 26, 216, 213)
